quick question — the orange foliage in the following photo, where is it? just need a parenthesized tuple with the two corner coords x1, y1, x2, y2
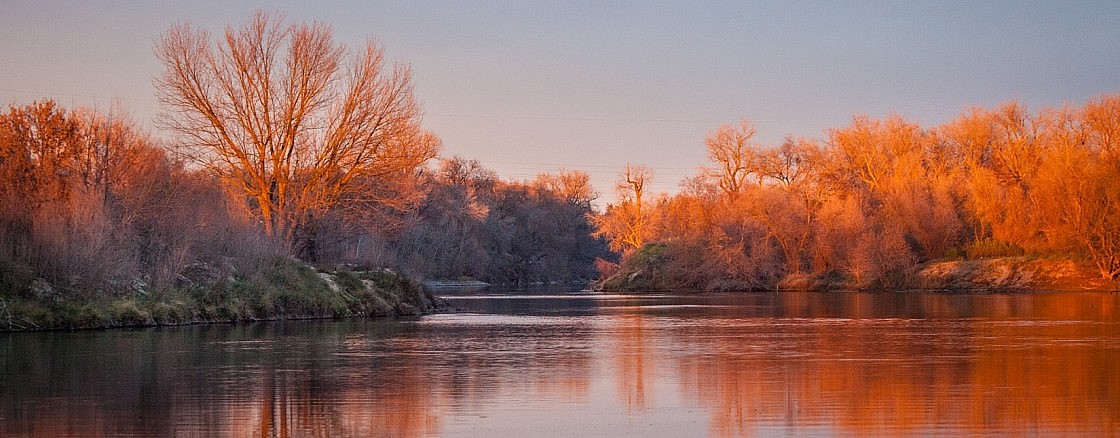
(594, 94, 1120, 287)
(0, 101, 217, 294)
(592, 164, 657, 255)
(155, 11, 439, 254)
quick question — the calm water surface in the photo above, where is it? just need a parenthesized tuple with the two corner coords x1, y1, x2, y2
(2, 289, 1119, 437)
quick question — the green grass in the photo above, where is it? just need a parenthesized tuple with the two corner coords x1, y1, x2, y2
(0, 255, 443, 331)
(598, 243, 673, 291)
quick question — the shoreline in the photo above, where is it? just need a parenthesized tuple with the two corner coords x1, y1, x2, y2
(596, 255, 1118, 293)
(0, 259, 451, 333)
(0, 290, 452, 333)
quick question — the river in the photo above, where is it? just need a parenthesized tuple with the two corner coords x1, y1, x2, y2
(2, 289, 1118, 437)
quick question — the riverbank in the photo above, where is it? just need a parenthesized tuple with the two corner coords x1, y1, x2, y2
(905, 257, 1116, 292)
(595, 246, 1116, 292)
(777, 257, 1115, 292)
(0, 256, 450, 331)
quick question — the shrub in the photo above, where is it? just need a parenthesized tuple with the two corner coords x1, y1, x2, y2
(108, 299, 152, 326)
(594, 257, 620, 280)
(967, 239, 1026, 259)
(0, 258, 35, 299)
(943, 247, 964, 261)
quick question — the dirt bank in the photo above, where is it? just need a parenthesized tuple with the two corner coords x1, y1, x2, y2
(907, 257, 1116, 292)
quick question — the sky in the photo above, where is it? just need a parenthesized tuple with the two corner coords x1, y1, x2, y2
(2, 1, 1118, 206)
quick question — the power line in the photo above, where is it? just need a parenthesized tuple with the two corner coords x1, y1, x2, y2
(481, 160, 698, 172)
(426, 112, 737, 125)
(1, 87, 792, 129)
(0, 87, 156, 105)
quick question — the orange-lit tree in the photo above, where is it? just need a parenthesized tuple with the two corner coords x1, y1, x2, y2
(155, 10, 439, 256)
(593, 164, 656, 255)
(594, 94, 1120, 289)
(0, 101, 210, 294)
(704, 119, 758, 198)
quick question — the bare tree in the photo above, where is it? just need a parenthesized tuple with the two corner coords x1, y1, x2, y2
(533, 169, 598, 209)
(704, 119, 758, 197)
(592, 164, 655, 254)
(621, 163, 651, 210)
(154, 10, 439, 253)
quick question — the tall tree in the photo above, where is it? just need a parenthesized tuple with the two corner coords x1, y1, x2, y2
(592, 164, 655, 254)
(704, 119, 757, 197)
(533, 169, 598, 210)
(0, 101, 203, 293)
(154, 10, 439, 253)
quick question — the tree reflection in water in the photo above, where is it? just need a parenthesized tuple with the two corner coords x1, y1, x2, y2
(669, 292, 1120, 437)
(1, 291, 1118, 436)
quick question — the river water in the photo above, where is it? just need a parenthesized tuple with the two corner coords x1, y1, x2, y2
(2, 289, 1118, 437)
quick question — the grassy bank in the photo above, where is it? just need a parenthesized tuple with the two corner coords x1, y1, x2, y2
(0, 256, 449, 331)
(594, 243, 675, 292)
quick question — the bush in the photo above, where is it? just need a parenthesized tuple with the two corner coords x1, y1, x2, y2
(0, 258, 35, 299)
(597, 243, 673, 291)
(594, 257, 620, 280)
(943, 247, 965, 261)
(144, 292, 195, 325)
(967, 239, 1025, 259)
(108, 299, 153, 326)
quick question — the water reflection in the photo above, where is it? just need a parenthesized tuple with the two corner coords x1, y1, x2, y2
(1, 291, 1117, 436)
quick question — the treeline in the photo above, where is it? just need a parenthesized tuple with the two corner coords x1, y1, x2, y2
(285, 155, 610, 285)
(0, 11, 615, 329)
(0, 101, 213, 297)
(0, 101, 605, 328)
(394, 157, 608, 285)
(594, 94, 1120, 290)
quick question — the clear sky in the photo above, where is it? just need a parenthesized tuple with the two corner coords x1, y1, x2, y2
(2, 1, 1118, 205)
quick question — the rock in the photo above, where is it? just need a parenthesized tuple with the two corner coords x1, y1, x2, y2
(29, 278, 56, 301)
(317, 272, 341, 292)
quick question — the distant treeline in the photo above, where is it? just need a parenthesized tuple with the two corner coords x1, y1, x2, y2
(396, 157, 610, 285)
(593, 94, 1120, 291)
